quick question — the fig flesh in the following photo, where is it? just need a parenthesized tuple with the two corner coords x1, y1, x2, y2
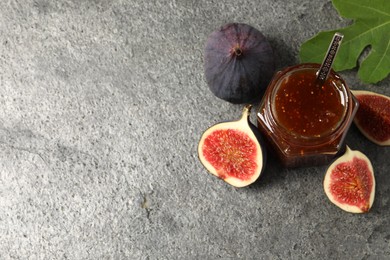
(352, 90, 390, 146)
(204, 23, 275, 104)
(198, 105, 266, 187)
(324, 146, 375, 213)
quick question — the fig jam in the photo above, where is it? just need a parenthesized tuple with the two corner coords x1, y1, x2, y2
(273, 68, 347, 138)
(257, 63, 359, 167)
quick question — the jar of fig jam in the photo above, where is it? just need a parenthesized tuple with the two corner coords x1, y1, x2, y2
(257, 63, 359, 167)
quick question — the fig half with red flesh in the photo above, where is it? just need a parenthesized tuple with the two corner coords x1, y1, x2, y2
(324, 146, 375, 213)
(352, 90, 390, 146)
(198, 105, 266, 187)
(204, 23, 275, 104)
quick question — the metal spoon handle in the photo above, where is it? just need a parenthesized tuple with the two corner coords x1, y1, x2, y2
(316, 32, 344, 83)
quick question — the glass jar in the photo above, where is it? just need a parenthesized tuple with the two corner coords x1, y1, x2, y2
(257, 63, 359, 167)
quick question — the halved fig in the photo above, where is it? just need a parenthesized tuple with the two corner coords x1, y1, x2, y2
(198, 105, 266, 187)
(352, 90, 390, 146)
(324, 146, 375, 213)
(204, 23, 275, 104)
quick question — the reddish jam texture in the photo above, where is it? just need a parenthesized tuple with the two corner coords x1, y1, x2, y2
(202, 129, 257, 180)
(273, 69, 346, 137)
(330, 157, 373, 212)
(355, 94, 390, 142)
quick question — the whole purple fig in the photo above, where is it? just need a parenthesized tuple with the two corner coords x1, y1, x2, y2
(204, 23, 275, 104)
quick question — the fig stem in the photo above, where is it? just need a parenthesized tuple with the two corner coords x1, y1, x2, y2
(316, 32, 344, 84)
(241, 104, 252, 120)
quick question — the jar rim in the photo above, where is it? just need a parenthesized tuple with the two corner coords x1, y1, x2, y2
(267, 63, 352, 145)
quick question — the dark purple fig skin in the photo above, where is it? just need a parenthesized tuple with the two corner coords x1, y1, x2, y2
(204, 23, 275, 104)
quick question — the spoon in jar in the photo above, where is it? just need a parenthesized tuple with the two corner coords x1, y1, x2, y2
(316, 32, 344, 84)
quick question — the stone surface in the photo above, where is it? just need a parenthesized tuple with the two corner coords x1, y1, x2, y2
(0, 0, 389, 259)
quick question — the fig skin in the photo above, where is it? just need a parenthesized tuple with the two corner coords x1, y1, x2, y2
(352, 90, 390, 146)
(324, 146, 375, 213)
(198, 105, 266, 187)
(204, 23, 275, 104)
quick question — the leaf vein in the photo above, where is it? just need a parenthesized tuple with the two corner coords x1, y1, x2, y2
(343, 21, 390, 46)
(341, 1, 390, 18)
(367, 40, 390, 82)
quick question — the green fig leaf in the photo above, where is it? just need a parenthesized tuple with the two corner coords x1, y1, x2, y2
(299, 0, 390, 84)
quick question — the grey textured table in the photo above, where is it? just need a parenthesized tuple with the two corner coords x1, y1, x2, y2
(1, 1, 389, 259)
